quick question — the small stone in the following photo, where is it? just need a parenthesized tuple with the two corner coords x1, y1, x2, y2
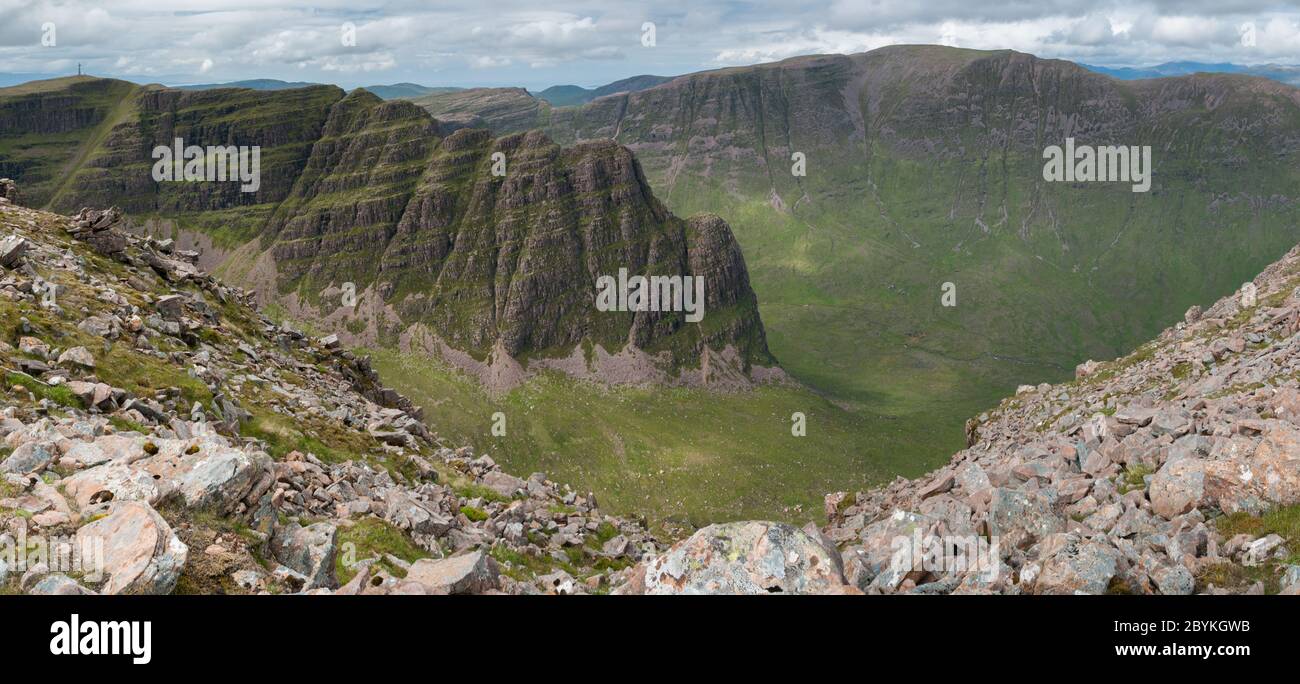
(0, 441, 55, 474)
(75, 500, 188, 595)
(57, 346, 96, 368)
(0, 235, 29, 269)
(156, 294, 186, 320)
(405, 551, 500, 595)
(1152, 564, 1194, 596)
(18, 336, 49, 357)
(270, 521, 339, 590)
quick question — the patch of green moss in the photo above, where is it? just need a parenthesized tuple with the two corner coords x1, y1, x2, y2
(1197, 561, 1279, 594)
(489, 542, 615, 585)
(335, 517, 431, 585)
(4, 372, 82, 409)
(108, 415, 150, 435)
(94, 344, 212, 407)
(1200, 504, 1300, 594)
(237, 384, 381, 468)
(453, 482, 509, 504)
(591, 521, 618, 545)
(1118, 464, 1155, 494)
(242, 411, 355, 463)
(0, 472, 18, 499)
(459, 505, 488, 522)
(1215, 505, 1300, 550)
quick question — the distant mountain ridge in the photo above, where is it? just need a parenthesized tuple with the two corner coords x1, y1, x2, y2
(0, 73, 673, 103)
(536, 74, 674, 106)
(1082, 61, 1300, 87)
(162, 76, 672, 104)
(170, 78, 464, 100)
(362, 83, 464, 99)
(411, 75, 676, 132)
(174, 78, 321, 91)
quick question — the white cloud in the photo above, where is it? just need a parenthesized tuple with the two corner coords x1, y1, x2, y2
(471, 55, 512, 69)
(0, 0, 1297, 90)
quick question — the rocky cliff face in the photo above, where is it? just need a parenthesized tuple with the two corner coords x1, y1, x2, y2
(376, 128, 767, 371)
(0, 196, 658, 595)
(0, 77, 139, 209)
(68, 84, 342, 214)
(0, 80, 775, 389)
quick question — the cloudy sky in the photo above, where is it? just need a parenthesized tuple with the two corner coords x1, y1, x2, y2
(1, 0, 1299, 90)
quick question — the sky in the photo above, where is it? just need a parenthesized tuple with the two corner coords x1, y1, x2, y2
(1, 0, 1299, 91)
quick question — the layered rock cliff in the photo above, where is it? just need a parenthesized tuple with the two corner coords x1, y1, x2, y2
(0, 79, 776, 389)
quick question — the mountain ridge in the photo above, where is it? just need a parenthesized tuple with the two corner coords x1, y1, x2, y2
(420, 42, 1300, 459)
(1083, 61, 1300, 87)
(536, 75, 674, 107)
(0, 78, 778, 391)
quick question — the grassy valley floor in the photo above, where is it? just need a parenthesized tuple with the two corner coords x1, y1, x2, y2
(366, 349, 952, 528)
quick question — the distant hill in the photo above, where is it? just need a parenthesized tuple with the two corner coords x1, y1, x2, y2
(410, 87, 547, 132)
(169, 79, 463, 100)
(0, 72, 66, 89)
(174, 78, 321, 91)
(536, 74, 673, 106)
(535, 84, 592, 107)
(1083, 61, 1300, 87)
(361, 83, 463, 100)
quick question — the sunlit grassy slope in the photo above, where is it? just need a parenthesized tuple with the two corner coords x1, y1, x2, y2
(367, 349, 947, 526)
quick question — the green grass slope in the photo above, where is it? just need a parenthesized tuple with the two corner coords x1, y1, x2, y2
(367, 348, 946, 526)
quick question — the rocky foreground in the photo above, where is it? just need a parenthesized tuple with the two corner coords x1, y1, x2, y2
(5, 180, 1300, 595)
(1, 189, 657, 595)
